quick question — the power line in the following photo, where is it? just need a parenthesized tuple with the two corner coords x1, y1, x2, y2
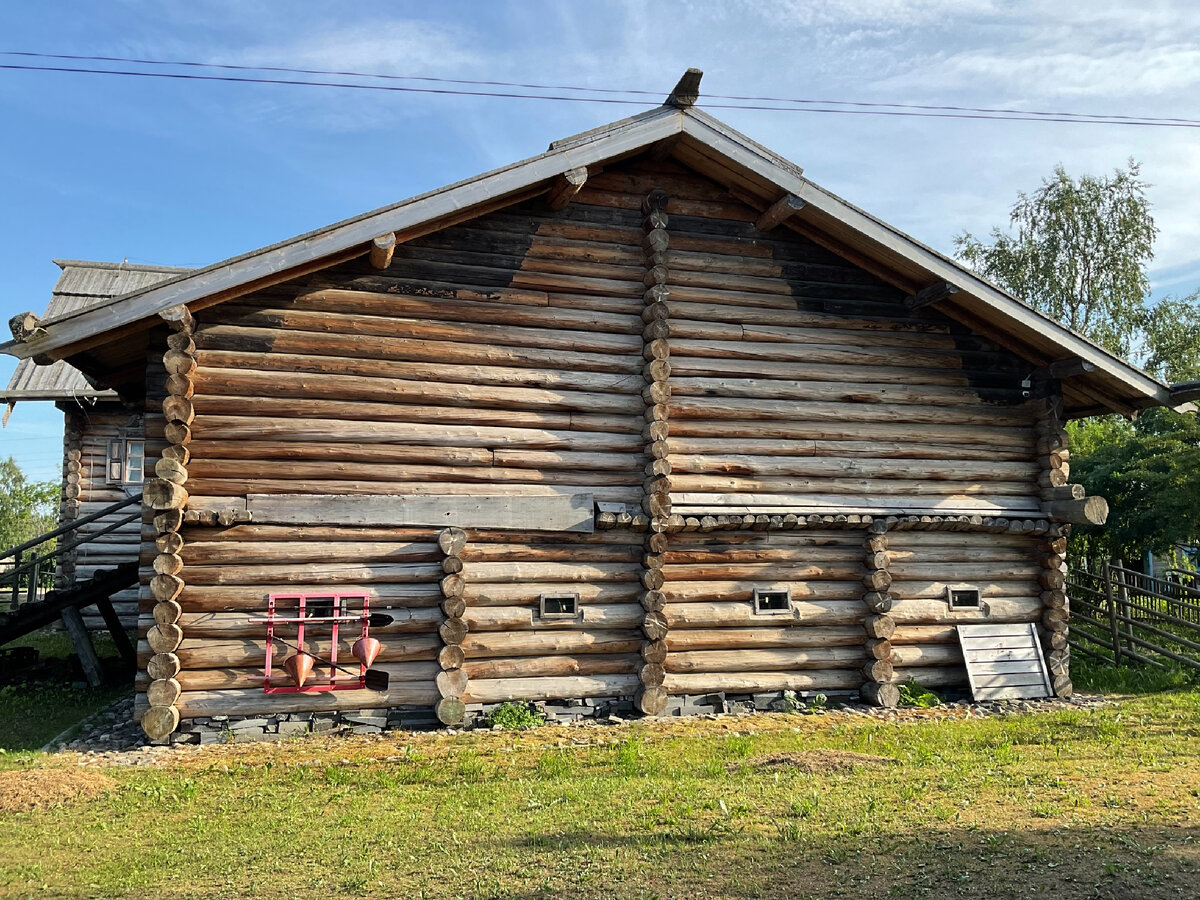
(2, 59, 1198, 128)
(6, 50, 1199, 126)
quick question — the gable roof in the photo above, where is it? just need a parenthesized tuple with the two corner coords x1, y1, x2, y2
(1, 260, 190, 405)
(0, 99, 1180, 418)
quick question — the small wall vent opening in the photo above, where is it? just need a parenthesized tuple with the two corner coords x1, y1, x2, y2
(947, 586, 982, 610)
(753, 587, 792, 615)
(540, 593, 580, 619)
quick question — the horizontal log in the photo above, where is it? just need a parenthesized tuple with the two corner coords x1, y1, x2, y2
(668, 475, 1035, 497)
(193, 394, 639, 434)
(890, 597, 1042, 625)
(196, 365, 642, 415)
(666, 646, 868, 673)
(661, 580, 864, 603)
(462, 582, 642, 607)
(196, 324, 643, 376)
(462, 653, 640, 680)
(889, 644, 963, 666)
(459, 629, 643, 658)
(174, 684, 439, 717)
(664, 625, 865, 651)
(183, 561, 444, 586)
(669, 453, 1037, 481)
(175, 608, 441, 638)
(463, 561, 640, 584)
(152, 661, 440, 692)
(670, 395, 1029, 428)
(464, 604, 642, 631)
(663, 670, 863, 694)
(663, 563, 863, 581)
(665, 600, 866, 628)
(181, 540, 442, 566)
(462, 674, 639, 704)
(144, 634, 441, 669)
(189, 416, 645, 452)
(175, 583, 444, 612)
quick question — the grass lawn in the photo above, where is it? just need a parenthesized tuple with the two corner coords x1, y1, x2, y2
(0, 631, 128, 752)
(0, 674, 1198, 899)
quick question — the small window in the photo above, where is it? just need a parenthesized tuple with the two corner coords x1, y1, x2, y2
(947, 586, 981, 609)
(106, 439, 145, 485)
(539, 593, 579, 619)
(753, 587, 792, 615)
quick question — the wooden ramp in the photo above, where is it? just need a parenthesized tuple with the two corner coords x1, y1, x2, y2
(956, 623, 1053, 701)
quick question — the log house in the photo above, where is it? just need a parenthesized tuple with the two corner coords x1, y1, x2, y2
(3, 72, 1189, 741)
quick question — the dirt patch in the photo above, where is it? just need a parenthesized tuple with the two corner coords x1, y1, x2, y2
(730, 749, 895, 774)
(0, 766, 116, 813)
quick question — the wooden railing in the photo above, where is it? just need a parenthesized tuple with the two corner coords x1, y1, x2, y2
(0, 493, 142, 612)
(1067, 563, 1200, 672)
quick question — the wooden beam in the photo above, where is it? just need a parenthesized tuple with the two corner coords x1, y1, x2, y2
(1042, 496, 1108, 525)
(546, 167, 588, 211)
(664, 68, 703, 109)
(245, 492, 596, 532)
(905, 282, 960, 310)
(755, 194, 805, 233)
(369, 233, 397, 270)
(8, 312, 43, 342)
(1042, 357, 1097, 379)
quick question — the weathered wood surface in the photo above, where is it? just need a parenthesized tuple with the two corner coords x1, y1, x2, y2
(242, 493, 595, 532)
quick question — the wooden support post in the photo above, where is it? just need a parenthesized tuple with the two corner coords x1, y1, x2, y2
(904, 281, 959, 311)
(61, 605, 104, 688)
(142, 312, 196, 742)
(859, 519, 898, 707)
(369, 233, 397, 270)
(546, 167, 588, 211)
(435, 527, 469, 725)
(754, 194, 805, 233)
(1103, 562, 1122, 666)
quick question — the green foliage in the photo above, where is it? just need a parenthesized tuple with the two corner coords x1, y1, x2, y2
(1069, 407, 1200, 559)
(808, 692, 828, 711)
(0, 457, 58, 553)
(897, 680, 942, 708)
(955, 161, 1156, 358)
(1141, 290, 1200, 384)
(484, 700, 543, 730)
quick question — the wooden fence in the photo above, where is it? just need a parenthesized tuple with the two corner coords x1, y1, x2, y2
(1067, 563, 1200, 671)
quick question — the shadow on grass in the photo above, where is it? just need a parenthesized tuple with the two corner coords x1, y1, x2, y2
(491, 823, 1200, 900)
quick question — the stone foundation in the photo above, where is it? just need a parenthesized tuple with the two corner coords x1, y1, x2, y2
(169, 690, 864, 743)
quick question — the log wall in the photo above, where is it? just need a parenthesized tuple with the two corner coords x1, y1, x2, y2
(59, 403, 143, 629)
(148, 153, 1062, 731)
(661, 529, 868, 696)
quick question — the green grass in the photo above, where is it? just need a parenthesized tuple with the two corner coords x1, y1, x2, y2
(0, 629, 130, 751)
(1073, 655, 1200, 694)
(0, 689, 1198, 899)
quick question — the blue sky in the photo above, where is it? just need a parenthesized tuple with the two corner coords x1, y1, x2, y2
(2, 0, 1199, 482)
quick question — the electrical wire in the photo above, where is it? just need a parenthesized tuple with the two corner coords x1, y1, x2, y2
(6, 50, 1199, 126)
(1, 58, 1198, 128)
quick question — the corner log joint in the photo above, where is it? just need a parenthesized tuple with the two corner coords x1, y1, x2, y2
(546, 167, 588, 211)
(369, 233, 397, 270)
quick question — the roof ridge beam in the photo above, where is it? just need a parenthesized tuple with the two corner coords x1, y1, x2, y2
(665, 68, 703, 108)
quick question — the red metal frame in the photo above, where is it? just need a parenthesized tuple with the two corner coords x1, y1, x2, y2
(254, 592, 371, 693)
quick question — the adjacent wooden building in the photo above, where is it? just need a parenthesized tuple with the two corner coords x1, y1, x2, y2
(2, 261, 189, 629)
(3, 74, 1185, 741)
